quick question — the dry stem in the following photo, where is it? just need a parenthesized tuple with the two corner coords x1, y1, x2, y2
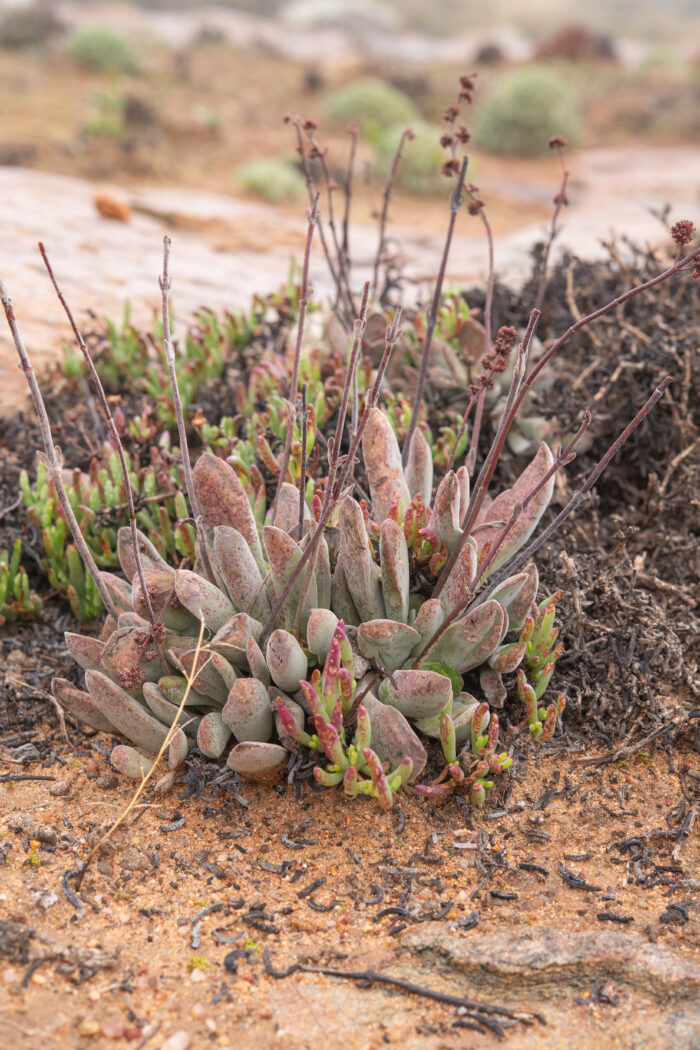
(403, 156, 468, 465)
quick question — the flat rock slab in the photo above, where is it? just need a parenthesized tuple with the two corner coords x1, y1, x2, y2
(393, 923, 700, 1049)
(1, 148, 698, 413)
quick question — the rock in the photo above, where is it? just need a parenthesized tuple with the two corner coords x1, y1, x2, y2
(401, 924, 700, 1003)
(78, 1019, 101, 1037)
(96, 774, 119, 790)
(160, 1030, 191, 1050)
(35, 825, 57, 847)
(120, 847, 149, 872)
(94, 190, 131, 223)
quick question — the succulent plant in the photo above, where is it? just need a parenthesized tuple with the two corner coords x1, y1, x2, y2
(0, 539, 42, 624)
(7, 83, 685, 813)
(52, 404, 563, 807)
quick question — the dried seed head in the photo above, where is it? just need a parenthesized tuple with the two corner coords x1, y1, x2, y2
(119, 666, 145, 691)
(671, 219, 695, 246)
(442, 159, 460, 177)
(548, 135, 567, 149)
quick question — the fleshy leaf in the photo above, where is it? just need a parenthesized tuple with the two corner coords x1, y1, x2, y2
(427, 472, 462, 553)
(111, 745, 154, 779)
(266, 630, 308, 693)
(212, 526, 270, 620)
(362, 407, 411, 521)
(474, 444, 555, 574)
(337, 497, 385, 622)
(193, 452, 264, 572)
(175, 570, 235, 632)
(357, 620, 420, 673)
(86, 669, 170, 753)
(263, 525, 317, 633)
(51, 677, 115, 733)
(379, 518, 410, 624)
(404, 428, 433, 505)
(423, 600, 506, 673)
(227, 741, 288, 780)
(377, 668, 453, 719)
(222, 677, 273, 742)
(197, 711, 232, 759)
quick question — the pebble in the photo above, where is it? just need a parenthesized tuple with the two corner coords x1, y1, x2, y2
(97, 774, 119, 790)
(101, 1020, 124, 1039)
(78, 1019, 101, 1037)
(35, 826, 57, 846)
(189, 968, 206, 983)
(160, 1031, 191, 1050)
(48, 779, 72, 797)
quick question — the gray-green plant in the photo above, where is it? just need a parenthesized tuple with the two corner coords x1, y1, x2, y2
(66, 25, 139, 74)
(326, 77, 418, 145)
(237, 159, 306, 204)
(473, 66, 581, 156)
(376, 121, 447, 195)
(51, 405, 564, 807)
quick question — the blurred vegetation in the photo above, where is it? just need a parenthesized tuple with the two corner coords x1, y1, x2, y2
(326, 78, 418, 145)
(67, 25, 140, 74)
(376, 121, 447, 194)
(473, 65, 581, 156)
(237, 158, 306, 202)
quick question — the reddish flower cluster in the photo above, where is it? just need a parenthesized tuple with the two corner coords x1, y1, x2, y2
(119, 666, 145, 691)
(671, 219, 696, 246)
(548, 135, 567, 149)
(469, 325, 518, 396)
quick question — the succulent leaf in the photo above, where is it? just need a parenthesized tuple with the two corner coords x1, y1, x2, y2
(306, 608, 340, 660)
(379, 518, 410, 624)
(362, 407, 411, 521)
(117, 527, 173, 580)
(357, 619, 420, 673)
(474, 444, 555, 574)
(51, 677, 115, 733)
(211, 612, 263, 667)
(438, 535, 477, 618)
(175, 570, 235, 632)
(192, 452, 264, 572)
(64, 632, 106, 672)
(377, 668, 453, 719)
(266, 630, 308, 693)
(222, 677, 273, 742)
(263, 525, 317, 633)
(168, 727, 189, 770)
(212, 526, 270, 620)
(226, 741, 288, 780)
(86, 669, 170, 753)
(424, 600, 506, 673)
(338, 497, 385, 622)
(404, 428, 433, 504)
(197, 711, 232, 758)
(428, 472, 463, 553)
(111, 744, 155, 779)
(361, 693, 427, 780)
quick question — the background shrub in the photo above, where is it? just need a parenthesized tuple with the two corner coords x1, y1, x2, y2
(325, 77, 418, 145)
(472, 65, 581, 156)
(67, 26, 139, 74)
(237, 158, 306, 203)
(376, 121, 449, 195)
